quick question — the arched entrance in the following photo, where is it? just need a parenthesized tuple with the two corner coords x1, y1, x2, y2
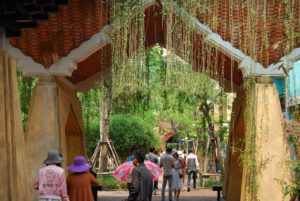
(65, 105, 86, 168)
(0, 0, 298, 200)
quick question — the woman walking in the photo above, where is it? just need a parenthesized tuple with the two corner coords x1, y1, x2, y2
(172, 150, 185, 201)
(33, 150, 69, 201)
(67, 156, 99, 201)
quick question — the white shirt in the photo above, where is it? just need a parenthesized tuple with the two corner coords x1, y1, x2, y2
(186, 153, 199, 171)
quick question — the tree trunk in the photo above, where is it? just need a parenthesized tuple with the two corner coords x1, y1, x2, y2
(216, 136, 224, 173)
(203, 135, 210, 174)
(85, 93, 91, 134)
(184, 125, 190, 154)
(171, 120, 180, 150)
(99, 76, 112, 172)
(211, 139, 217, 174)
(99, 81, 103, 141)
(193, 108, 203, 162)
(200, 103, 220, 173)
(145, 51, 151, 110)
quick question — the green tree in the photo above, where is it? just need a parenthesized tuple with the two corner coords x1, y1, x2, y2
(78, 44, 229, 175)
(109, 114, 162, 161)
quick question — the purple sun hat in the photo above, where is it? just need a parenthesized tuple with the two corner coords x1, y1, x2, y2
(67, 156, 92, 172)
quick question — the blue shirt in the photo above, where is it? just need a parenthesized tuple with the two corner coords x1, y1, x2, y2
(128, 155, 133, 161)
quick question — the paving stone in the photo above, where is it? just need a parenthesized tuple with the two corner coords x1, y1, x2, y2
(97, 189, 225, 201)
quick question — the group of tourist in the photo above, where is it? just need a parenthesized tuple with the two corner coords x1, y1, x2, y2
(33, 150, 99, 201)
(34, 147, 199, 201)
(159, 147, 200, 201)
(123, 147, 200, 201)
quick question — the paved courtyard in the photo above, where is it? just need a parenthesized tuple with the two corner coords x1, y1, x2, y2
(98, 188, 225, 201)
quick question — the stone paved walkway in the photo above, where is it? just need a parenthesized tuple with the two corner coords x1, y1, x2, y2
(98, 188, 225, 201)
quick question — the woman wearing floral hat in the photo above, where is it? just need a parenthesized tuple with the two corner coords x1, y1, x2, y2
(67, 156, 99, 201)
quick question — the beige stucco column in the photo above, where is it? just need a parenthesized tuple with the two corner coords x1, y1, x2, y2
(224, 77, 290, 201)
(0, 28, 86, 201)
(0, 51, 32, 201)
(25, 75, 86, 201)
(25, 75, 61, 200)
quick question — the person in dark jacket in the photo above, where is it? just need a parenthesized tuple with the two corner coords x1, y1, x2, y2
(123, 150, 153, 201)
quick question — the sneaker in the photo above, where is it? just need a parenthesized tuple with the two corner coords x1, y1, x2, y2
(187, 187, 190, 192)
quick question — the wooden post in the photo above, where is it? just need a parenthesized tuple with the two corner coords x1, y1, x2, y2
(99, 76, 112, 172)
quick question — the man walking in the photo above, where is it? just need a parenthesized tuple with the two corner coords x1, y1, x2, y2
(160, 147, 175, 201)
(186, 148, 199, 192)
(146, 147, 159, 195)
(123, 150, 153, 201)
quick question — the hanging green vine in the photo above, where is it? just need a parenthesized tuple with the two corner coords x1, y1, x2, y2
(107, 1, 298, 197)
(243, 76, 259, 200)
(110, 0, 147, 100)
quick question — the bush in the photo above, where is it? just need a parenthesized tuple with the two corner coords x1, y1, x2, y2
(85, 123, 100, 158)
(97, 174, 127, 190)
(109, 114, 162, 161)
(203, 178, 223, 187)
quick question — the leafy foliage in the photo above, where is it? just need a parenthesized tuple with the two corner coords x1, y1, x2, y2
(281, 118, 300, 197)
(17, 70, 37, 131)
(97, 174, 127, 190)
(77, 86, 101, 157)
(109, 114, 162, 161)
(203, 178, 223, 188)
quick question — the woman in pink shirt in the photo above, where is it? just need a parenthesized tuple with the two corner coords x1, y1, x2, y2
(33, 150, 69, 201)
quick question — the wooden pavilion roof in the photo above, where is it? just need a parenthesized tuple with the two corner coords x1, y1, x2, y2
(2, 0, 299, 89)
(7, 0, 109, 68)
(194, 0, 300, 67)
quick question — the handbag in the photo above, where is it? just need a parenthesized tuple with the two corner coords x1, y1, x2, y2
(179, 173, 183, 179)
